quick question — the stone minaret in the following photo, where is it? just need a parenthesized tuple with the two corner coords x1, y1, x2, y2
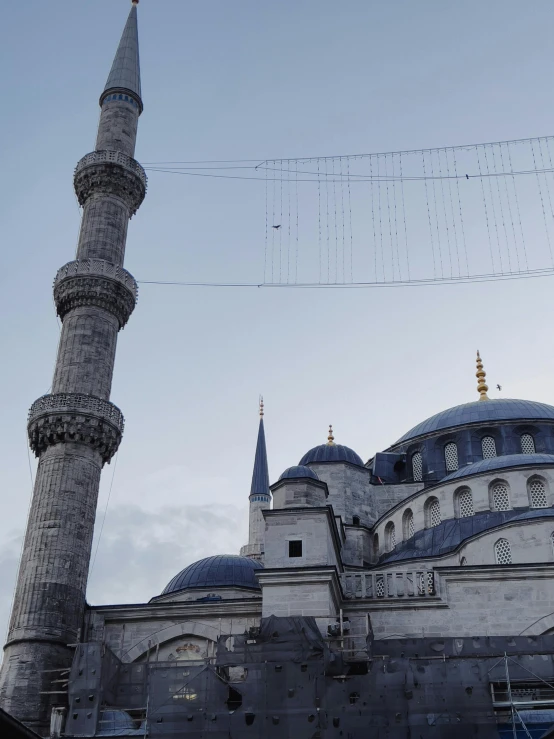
(0, 3, 145, 732)
(240, 399, 271, 562)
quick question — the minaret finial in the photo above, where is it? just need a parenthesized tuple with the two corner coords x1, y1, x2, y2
(476, 350, 490, 401)
(327, 424, 335, 445)
(132, 0, 139, 5)
(259, 395, 264, 418)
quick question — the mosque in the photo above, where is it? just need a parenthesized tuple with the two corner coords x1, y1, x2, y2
(3, 3, 554, 738)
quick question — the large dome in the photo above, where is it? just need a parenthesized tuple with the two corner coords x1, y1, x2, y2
(299, 444, 364, 467)
(161, 555, 263, 596)
(394, 399, 554, 445)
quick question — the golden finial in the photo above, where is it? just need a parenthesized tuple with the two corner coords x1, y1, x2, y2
(259, 395, 264, 418)
(327, 424, 335, 445)
(476, 350, 490, 401)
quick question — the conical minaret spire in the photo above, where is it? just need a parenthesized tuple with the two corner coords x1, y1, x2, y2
(0, 5, 146, 731)
(241, 399, 271, 562)
(250, 398, 270, 497)
(102, 1, 142, 109)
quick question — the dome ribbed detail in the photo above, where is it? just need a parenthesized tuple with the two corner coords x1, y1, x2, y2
(299, 443, 364, 467)
(279, 465, 320, 481)
(161, 555, 263, 596)
(394, 399, 554, 445)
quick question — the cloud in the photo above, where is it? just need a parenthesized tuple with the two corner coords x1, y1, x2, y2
(0, 480, 250, 644)
(86, 500, 248, 606)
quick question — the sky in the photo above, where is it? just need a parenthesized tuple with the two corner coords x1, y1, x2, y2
(2, 0, 554, 641)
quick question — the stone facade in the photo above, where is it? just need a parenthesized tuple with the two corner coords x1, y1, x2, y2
(0, 6, 145, 733)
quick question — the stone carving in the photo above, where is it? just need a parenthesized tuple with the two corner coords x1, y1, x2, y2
(28, 393, 125, 464)
(74, 150, 147, 214)
(54, 259, 138, 328)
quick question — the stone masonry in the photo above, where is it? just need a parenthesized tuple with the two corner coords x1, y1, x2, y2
(0, 6, 145, 733)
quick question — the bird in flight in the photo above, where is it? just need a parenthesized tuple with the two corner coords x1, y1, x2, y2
(496, 384, 502, 391)
(272, 224, 281, 230)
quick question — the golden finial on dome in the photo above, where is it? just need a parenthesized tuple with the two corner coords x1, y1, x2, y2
(327, 424, 335, 445)
(476, 350, 490, 401)
(259, 395, 264, 418)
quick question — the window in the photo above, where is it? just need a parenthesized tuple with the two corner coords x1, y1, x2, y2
(494, 538, 512, 565)
(481, 436, 497, 459)
(352, 516, 360, 526)
(373, 533, 379, 559)
(551, 532, 554, 558)
(492, 482, 511, 511)
(288, 540, 302, 558)
(425, 497, 441, 528)
(521, 433, 535, 454)
(444, 442, 459, 472)
(385, 522, 396, 552)
(458, 488, 474, 518)
(403, 509, 415, 540)
(412, 452, 423, 482)
(460, 557, 467, 566)
(529, 479, 548, 508)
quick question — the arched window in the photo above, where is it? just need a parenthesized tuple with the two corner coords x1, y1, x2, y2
(457, 488, 474, 518)
(528, 478, 548, 508)
(444, 442, 459, 472)
(521, 433, 535, 454)
(425, 497, 441, 528)
(494, 538, 512, 565)
(492, 482, 511, 511)
(403, 509, 415, 540)
(373, 533, 379, 559)
(385, 522, 396, 552)
(411, 452, 423, 482)
(481, 436, 497, 459)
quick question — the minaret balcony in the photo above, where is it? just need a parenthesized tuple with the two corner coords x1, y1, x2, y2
(28, 393, 125, 464)
(74, 150, 147, 214)
(54, 259, 138, 328)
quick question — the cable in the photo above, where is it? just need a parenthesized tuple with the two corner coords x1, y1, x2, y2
(89, 450, 119, 580)
(142, 133, 554, 166)
(144, 164, 554, 183)
(136, 267, 554, 289)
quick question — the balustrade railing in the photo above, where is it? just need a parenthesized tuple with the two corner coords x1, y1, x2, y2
(75, 150, 147, 188)
(341, 570, 437, 600)
(54, 259, 138, 301)
(28, 393, 125, 432)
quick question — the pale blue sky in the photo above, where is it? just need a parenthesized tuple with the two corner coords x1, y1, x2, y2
(2, 0, 554, 635)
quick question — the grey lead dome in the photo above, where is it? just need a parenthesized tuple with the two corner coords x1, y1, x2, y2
(161, 555, 264, 595)
(279, 465, 320, 481)
(394, 398, 554, 445)
(299, 443, 364, 467)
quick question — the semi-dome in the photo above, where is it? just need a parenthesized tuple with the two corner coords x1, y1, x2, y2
(441, 453, 554, 483)
(161, 555, 263, 596)
(279, 465, 319, 481)
(394, 399, 554, 445)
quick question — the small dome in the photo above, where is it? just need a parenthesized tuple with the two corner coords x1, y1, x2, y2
(394, 399, 554, 445)
(299, 444, 364, 467)
(161, 555, 263, 596)
(279, 465, 320, 481)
